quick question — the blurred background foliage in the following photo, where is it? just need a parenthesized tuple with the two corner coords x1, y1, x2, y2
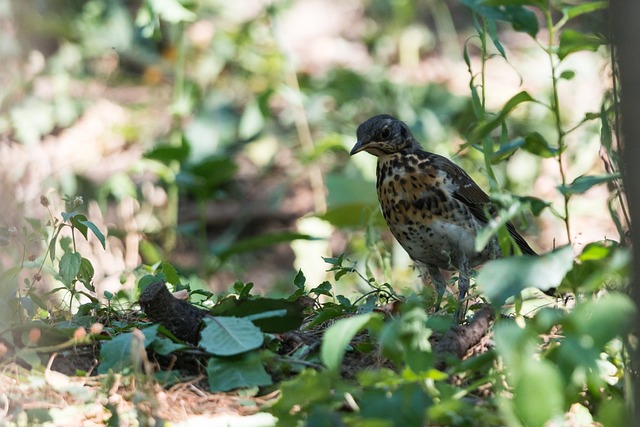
(0, 0, 617, 300)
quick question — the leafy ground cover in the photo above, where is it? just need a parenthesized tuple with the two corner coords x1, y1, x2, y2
(0, 0, 635, 426)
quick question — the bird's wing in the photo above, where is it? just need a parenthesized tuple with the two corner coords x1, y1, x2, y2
(426, 154, 537, 256)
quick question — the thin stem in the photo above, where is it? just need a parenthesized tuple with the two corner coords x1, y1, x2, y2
(165, 22, 187, 252)
(544, 9, 572, 244)
(270, 11, 327, 214)
(479, 18, 498, 191)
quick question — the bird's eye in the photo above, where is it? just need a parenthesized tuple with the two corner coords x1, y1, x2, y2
(380, 127, 391, 139)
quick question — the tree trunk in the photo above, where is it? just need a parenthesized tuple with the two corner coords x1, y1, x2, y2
(609, 0, 640, 418)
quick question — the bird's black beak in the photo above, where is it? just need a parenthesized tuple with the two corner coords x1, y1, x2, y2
(350, 139, 367, 156)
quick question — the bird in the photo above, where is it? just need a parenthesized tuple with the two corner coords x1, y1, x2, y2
(350, 114, 538, 319)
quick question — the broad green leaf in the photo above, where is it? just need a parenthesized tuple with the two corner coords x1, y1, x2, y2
(477, 245, 574, 307)
(461, 0, 540, 36)
(504, 5, 539, 37)
(569, 293, 635, 348)
(518, 196, 551, 216)
(321, 312, 379, 372)
(209, 296, 305, 333)
(521, 132, 560, 157)
(491, 137, 525, 163)
(159, 261, 180, 286)
(77, 219, 106, 249)
(293, 269, 306, 289)
(145, 140, 190, 164)
(597, 397, 630, 427)
(214, 232, 320, 260)
(469, 91, 534, 142)
(562, 1, 607, 21)
(200, 316, 263, 356)
(59, 252, 82, 286)
(71, 214, 89, 240)
(148, 335, 189, 356)
(178, 156, 237, 197)
(17, 348, 42, 368)
(379, 307, 433, 373)
(98, 332, 135, 374)
(514, 359, 565, 427)
(558, 30, 607, 60)
(206, 353, 272, 392)
(360, 382, 432, 427)
(78, 257, 95, 291)
(268, 369, 334, 425)
(557, 173, 620, 196)
(563, 241, 629, 294)
(61, 211, 79, 223)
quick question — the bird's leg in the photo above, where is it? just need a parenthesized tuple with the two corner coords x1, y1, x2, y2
(425, 264, 447, 312)
(455, 254, 470, 323)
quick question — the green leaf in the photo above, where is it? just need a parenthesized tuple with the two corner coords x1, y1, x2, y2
(148, 335, 189, 356)
(178, 157, 237, 197)
(293, 269, 306, 289)
(145, 140, 190, 164)
(491, 137, 525, 163)
(159, 262, 180, 286)
(475, 196, 524, 252)
(59, 252, 82, 286)
(518, 196, 551, 216)
(77, 257, 95, 291)
(98, 332, 135, 374)
(268, 369, 334, 425)
(558, 30, 607, 60)
(321, 312, 379, 372)
(147, 0, 196, 23)
(569, 293, 636, 348)
(503, 5, 539, 37)
(557, 173, 620, 196)
(77, 219, 106, 249)
(379, 307, 433, 372)
(461, 0, 540, 37)
(521, 132, 560, 157)
(360, 382, 432, 427)
(206, 353, 272, 392)
(559, 70, 575, 80)
(469, 91, 534, 142)
(514, 359, 565, 427)
(48, 225, 64, 261)
(486, 18, 506, 58)
(321, 204, 385, 228)
(477, 245, 574, 307)
(209, 296, 305, 333)
(200, 317, 264, 356)
(563, 242, 629, 293)
(214, 232, 320, 260)
(71, 214, 89, 240)
(562, 1, 607, 21)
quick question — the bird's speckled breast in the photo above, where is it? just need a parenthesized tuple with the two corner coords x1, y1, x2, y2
(375, 153, 500, 269)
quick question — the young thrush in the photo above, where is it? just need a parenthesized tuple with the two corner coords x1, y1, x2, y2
(350, 114, 537, 315)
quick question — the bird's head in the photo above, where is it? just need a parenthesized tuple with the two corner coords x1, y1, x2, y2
(350, 114, 420, 157)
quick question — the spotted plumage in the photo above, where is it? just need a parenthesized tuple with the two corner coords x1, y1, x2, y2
(351, 114, 536, 317)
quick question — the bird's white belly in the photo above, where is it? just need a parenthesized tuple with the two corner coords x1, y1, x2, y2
(392, 219, 481, 270)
